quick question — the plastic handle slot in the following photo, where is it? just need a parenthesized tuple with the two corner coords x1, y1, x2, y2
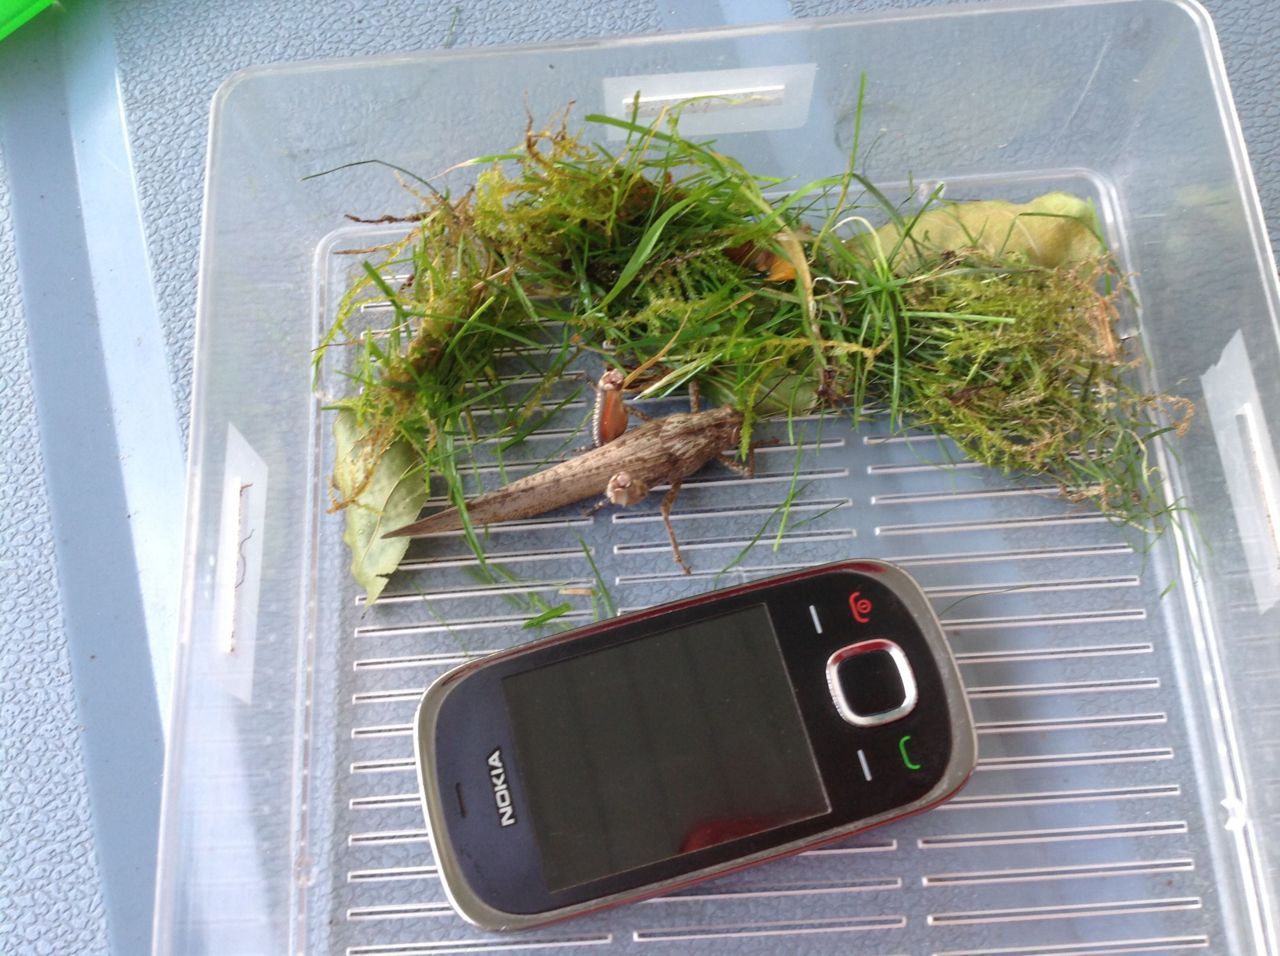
(1235, 403, 1280, 570)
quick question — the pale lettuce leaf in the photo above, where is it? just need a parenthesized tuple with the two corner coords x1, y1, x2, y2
(333, 410, 430, 604)
(872, 191, 1104, 268)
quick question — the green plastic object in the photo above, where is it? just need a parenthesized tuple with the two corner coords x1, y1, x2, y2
(0, 0, 53, 43)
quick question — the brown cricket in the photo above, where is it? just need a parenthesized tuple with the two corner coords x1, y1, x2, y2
(382, 402, 747, 573)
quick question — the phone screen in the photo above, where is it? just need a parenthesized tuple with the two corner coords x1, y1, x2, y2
(502, 604, 831, 891)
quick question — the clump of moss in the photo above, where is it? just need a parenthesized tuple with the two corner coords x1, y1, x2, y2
(897, 254, 1192, 512)
(316, 100, 1192, 597)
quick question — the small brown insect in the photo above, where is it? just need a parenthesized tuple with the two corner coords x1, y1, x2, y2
(383, 405, 746, 573)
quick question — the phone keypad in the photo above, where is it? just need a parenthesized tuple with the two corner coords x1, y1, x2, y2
(826, 639, 918, 727)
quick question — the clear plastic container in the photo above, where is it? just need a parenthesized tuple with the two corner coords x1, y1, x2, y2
(156, 2, 1280, 953)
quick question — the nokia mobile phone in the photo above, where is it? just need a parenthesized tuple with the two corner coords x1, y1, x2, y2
(414, 560, 977, 931)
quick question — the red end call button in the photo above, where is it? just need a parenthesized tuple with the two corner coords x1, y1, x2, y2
(825, 639, 918, 727)
(849, 591, 873, 624)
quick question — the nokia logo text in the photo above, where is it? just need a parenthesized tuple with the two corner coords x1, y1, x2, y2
(487, 749, 516, 827)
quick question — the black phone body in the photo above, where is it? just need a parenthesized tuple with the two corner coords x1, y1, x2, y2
(414, 560, 977, 931)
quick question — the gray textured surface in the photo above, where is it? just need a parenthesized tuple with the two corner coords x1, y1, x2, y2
(0, 0, 1276, 952)
(1201, 0, 1279, 262)
(0, 144, 110, 955)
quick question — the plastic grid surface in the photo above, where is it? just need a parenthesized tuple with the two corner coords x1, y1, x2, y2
(306, 233, 1226, 956)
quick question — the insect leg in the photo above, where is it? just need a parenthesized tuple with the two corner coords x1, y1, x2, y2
(660, 479, 692, 574)
(716, 452, 752, 477)
(718, 434, 777, 476)
(718, 431, 771, 477)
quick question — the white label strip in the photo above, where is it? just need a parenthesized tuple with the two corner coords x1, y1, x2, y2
(600, 63, 817, 139)
(1201, 330, 1280, 611)
(212, 423, 269, 703)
